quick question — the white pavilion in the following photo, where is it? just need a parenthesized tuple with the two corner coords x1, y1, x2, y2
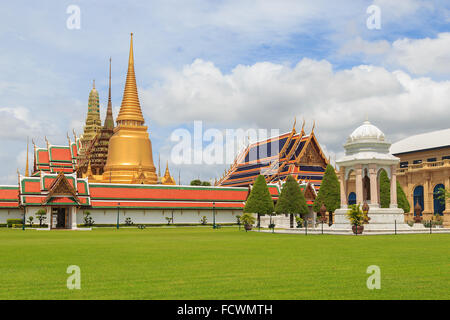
(333, 119, 410, 231)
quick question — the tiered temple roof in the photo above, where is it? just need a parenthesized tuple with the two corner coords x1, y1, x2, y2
(19, 172, 90, 207)
(217, 121, 328, 190)
(78, 80, 102, 175)
(32, 135, 81, 175)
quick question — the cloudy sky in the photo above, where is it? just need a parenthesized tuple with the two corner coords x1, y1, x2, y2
(1, 0, 450, 184)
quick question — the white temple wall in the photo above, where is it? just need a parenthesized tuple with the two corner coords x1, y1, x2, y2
(0, 208, 23, 223)
(76, 208, 242, 225)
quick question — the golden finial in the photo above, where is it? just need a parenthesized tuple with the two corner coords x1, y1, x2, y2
(93, 79, 95, 89)
(311, 120, 316, 133)
(44, 136, 49, 149)
(72, 129, 77, 141)
(158, 154, 161, 177)
(85, 160, 94, 179)
(301, 118, 305, 134)
(116, 32, 145, 125)
(25, 137, 29, 177)
(292, 117, 297, 132)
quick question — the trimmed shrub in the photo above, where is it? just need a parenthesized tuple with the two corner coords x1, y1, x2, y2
(7, 219, 23, 228)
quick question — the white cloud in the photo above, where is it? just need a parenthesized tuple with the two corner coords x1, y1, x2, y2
(340, 33, 450, 76)
(141, 58, 450, 158)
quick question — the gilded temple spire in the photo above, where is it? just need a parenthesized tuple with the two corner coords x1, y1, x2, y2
(116, 33, 145, 125)
(25, 138, 29, 177)
(102, 33, 158, 184)
(104, 58, 114, 129)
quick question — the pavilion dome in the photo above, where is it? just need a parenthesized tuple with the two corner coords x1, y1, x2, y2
(348, 120, 385, 143)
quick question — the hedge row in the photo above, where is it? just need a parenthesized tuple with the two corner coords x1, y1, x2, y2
(77, 223, 237, 228)
(6, 219, 23, 227)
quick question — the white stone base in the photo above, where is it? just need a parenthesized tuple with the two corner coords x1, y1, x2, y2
(332, 207, 411, 231)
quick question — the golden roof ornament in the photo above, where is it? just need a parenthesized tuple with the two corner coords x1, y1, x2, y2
(161, 161, 176, 185)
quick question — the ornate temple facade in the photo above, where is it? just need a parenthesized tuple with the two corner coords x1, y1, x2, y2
(217, 121, 328, 190)
(390, 129, 450, 226)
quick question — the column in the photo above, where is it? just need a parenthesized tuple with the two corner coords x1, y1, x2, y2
(355, 164, 363, 205)
(407, 173, 414, 214)
(423, 173, 432, 215)
(71, 207, 78, 229)
(444, 173, 450, 227)
(46, 206, 52, 230)
(390, 165, 397, 208)
(369, 164, 379, 207)
(339, 167, 347, 208)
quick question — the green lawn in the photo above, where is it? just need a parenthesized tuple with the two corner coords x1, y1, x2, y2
(0, 227, 449, 300)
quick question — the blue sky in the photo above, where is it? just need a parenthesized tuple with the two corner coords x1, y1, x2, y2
(1, 0, 450, 183)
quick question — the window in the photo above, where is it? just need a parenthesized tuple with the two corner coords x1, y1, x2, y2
(413, 159, 422, 164)
(400, 161, 408, 168)
(442, 156, 450, 160)
(427, 158, 437, 162)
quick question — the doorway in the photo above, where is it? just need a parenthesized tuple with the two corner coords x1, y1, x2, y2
(52, 207, 68, 229)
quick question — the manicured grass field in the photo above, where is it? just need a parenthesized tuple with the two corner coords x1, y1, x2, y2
(0, 227, 449, 300)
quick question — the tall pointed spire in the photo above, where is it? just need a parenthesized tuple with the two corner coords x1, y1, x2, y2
(25, 138, 29, 177)
(102, 33, 157, 184)
(104, 57, 114, 129)
(158, 153, 161, 177)
(116, 33, 145, 125)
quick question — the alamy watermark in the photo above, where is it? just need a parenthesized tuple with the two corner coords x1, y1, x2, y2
(170, 121, 280, 166)
(366, 265, 381, 289)
(67, 265, 81, 290)
(66, 5, 81, 30)
(366, 5, 381, 30)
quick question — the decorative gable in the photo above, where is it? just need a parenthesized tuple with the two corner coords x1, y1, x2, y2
(45, 172, 80, 204)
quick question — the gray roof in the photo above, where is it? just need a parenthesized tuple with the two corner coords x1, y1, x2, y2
(390, 128, 450, 155)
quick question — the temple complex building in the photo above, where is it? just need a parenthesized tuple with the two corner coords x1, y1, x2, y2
(0, 33, 220, 229)
(217, 121, 328, 190)
(390, 128, 450, 225)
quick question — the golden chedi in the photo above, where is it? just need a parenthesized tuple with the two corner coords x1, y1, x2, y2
(161, 161, 176, 185)
(102, 33, 157, 184)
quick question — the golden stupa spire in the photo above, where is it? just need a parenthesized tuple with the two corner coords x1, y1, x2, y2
(116, 33, 145, 125)
(101, 33, 157, 184)
(25, 138, 29, 177)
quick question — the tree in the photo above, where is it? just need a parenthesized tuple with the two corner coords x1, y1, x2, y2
(27, 216, 34, 227)
(379, 170, 410, 213)
(244, 175, 274, 224)
(201, 181, 211, 186)
(275, 176, 309, 218)
(379, 170, 390, 208)
(190, 179, 202, 186)
(35, 208, 47, 227)
(313, 164, 340, 215)
(397, 182, 410, 213)
(83, 211, 94, 226)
